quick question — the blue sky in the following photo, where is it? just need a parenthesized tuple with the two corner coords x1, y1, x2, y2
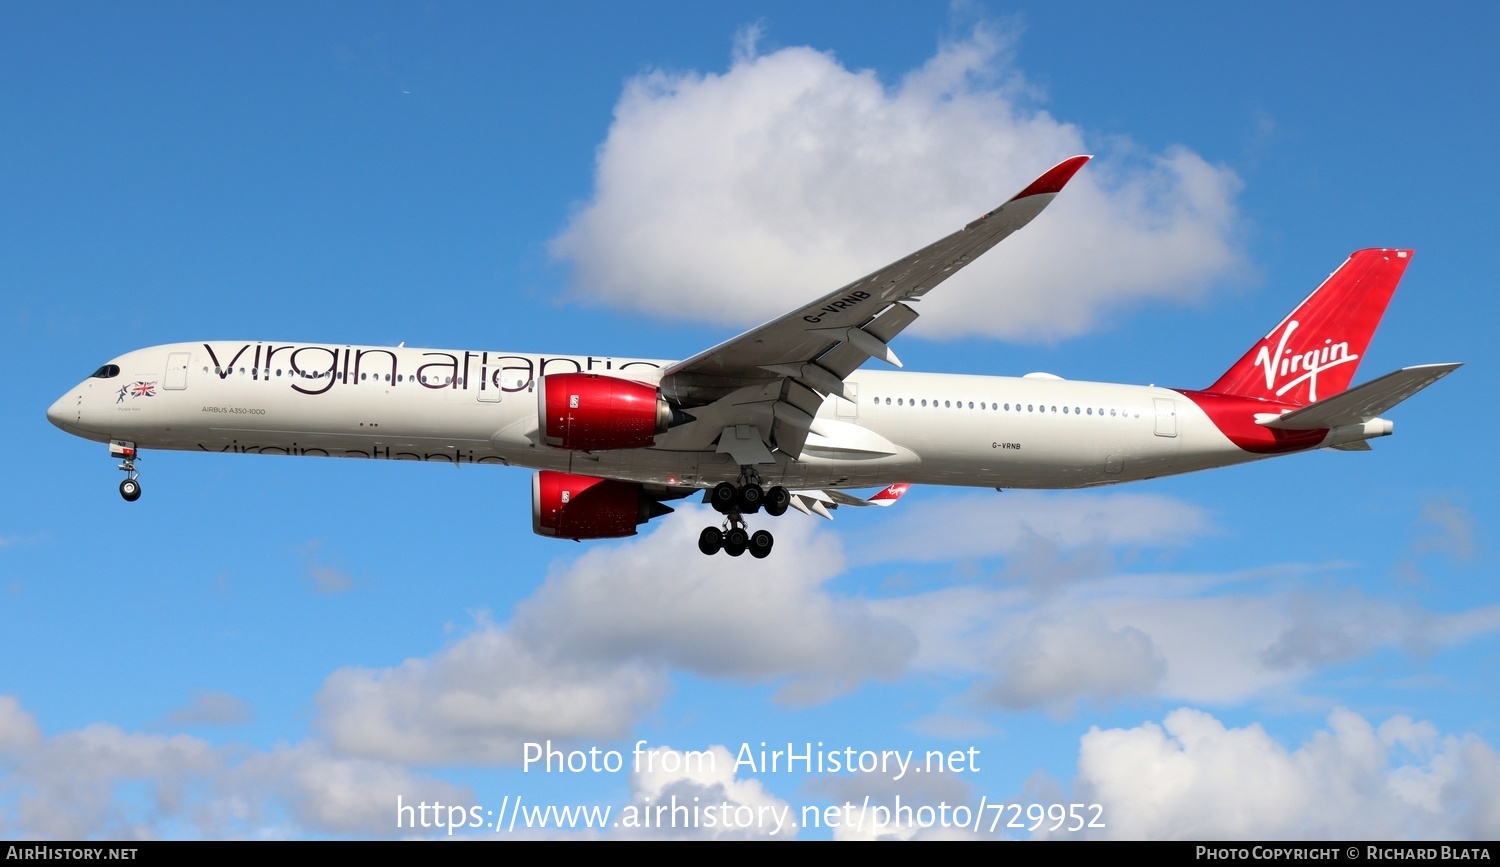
(3, 3, 1496, 839)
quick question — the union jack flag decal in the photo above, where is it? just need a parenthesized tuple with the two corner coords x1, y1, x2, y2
(118, 381, 157, 402)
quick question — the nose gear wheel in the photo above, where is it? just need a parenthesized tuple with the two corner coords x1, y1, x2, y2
(114, 444, 142, 502)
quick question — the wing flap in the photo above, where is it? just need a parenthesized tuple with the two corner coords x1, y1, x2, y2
(814, 302, 921, 381)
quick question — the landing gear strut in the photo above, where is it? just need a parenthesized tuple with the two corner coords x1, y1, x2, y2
(111, 441, 141, 502)
(700, 468, 789, 558)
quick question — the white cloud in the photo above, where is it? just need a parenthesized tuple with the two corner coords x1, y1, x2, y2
(1399, 496, 1483, 583)
(235, 744, 471, 836)
(317, 623, 667, 766)
(618, 745, 795, 839)
(6, 723, 219, 839)
(7, 491, 1498, 836)
(1259, 591, 1500, 672)
(316, 510, 914, 765)
(0, 695, 472, 839)
(1066, 707, 1500, 840)
(294, 540, 354, 594)
(852, 491, 1212, 566)
(0, 696, 41, 753)
(1412, 498, 1480, 563)
(806, 765, 977, 841)
(165, 691, 252, 727)
(876, 566, 1500, 710)
(979, 610, 1166, 714)
(513, 512, 916, 704)
(552, 25, 1243, 341)
(303, 492, 1225, 739)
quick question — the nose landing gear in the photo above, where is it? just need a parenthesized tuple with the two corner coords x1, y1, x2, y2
(110, 440, 141, 502)
(700, 470, 788, 558)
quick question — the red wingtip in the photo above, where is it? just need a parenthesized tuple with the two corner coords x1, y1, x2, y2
(1012, 155, 1092, 200)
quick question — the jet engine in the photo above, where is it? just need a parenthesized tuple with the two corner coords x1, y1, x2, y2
(531, 470, 674, 540)
(536, 373, 674, 451)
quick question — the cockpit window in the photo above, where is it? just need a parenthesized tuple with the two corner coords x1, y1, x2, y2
(91, 364, 121, 379)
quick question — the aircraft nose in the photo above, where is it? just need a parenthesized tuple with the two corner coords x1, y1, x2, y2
(46, 393, 74, 431)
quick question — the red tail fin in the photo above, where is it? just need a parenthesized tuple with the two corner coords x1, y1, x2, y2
(1208, 249, 1411, 405)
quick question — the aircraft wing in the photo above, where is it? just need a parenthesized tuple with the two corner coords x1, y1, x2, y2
(788, 483, 912, 520)
(657, 155, 1091, 461)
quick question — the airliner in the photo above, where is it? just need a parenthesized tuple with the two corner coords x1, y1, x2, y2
(46, 156, 1460, 558)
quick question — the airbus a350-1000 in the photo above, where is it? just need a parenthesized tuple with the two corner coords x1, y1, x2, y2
(47, 156, 1460, 558)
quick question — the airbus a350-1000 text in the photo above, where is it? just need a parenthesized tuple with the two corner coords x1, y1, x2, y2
(47, 156, 1460, 557)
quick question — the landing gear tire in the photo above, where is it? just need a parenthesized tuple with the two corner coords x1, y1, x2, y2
(723, 527, 748, 557)
(119, 478, 141, 502)
(698, 526, 723, 556)
(749, 530, 774, 559)
(711, 482, 739, 514)
(765, 486, 790, 517)
(737, 483, 764, 514)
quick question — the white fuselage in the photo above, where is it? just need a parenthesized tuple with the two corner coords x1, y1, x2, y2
(48, 340, 1323, 493)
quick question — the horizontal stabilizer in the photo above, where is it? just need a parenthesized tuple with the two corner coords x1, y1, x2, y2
(1259, 363, 1462, 430)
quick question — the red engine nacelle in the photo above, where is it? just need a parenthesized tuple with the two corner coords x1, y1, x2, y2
(537, 373, 672, 451)
(531, 470, 675, 540)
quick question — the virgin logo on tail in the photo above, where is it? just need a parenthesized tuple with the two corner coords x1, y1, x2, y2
(1253, 319, 1358, 403)
(1206, 249, 1409, 407)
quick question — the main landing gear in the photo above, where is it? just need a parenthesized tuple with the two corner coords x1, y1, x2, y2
(110, 441, 141, 502)
(697, 471, 791, 559)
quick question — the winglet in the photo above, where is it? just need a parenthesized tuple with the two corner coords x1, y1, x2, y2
(1011, 155, 1092, 200)
(868, 482, 911, 507)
